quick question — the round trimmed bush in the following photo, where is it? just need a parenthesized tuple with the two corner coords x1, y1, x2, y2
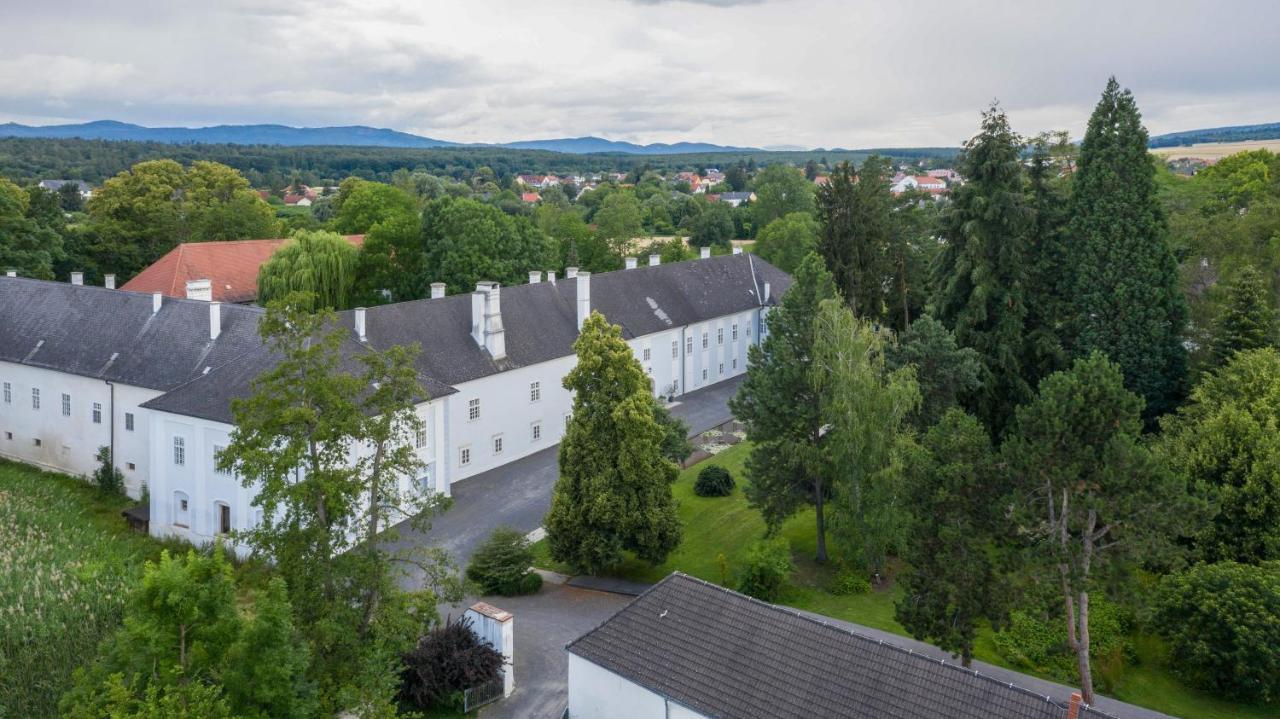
(694, 465, 735, 497)
(466, 527, 539, 596)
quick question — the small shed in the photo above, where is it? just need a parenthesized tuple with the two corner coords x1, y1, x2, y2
(121, 503, 150, 534)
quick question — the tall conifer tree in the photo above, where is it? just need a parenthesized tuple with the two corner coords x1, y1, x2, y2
(1211, 266, 1276, 366)
(930, 105, 1033, 435)
(1068, 77, 1187, 418)
(1023, 132, 1073, 384)
(816, 160, 891, 320)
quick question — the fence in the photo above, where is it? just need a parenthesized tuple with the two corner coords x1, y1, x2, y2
(463, 677, 505, 712)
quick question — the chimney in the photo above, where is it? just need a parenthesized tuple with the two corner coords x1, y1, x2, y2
(477, 282, 505, 359)
(529, 270, 542, 284)
(547, 270, 556, 284)
(430, 282, 446, 299)
(763, 281, 772, 304)
(70, 271, 84, 285)
(354, 307, 367, 342)
(1067, 693, 1083, 719)
(732, 246, 743, 255)
(152, 292, 162, 314)
(471, 287, 486, 347)
(576, 272, 591, 330)
(649, 254, 660, 266)
(625, 256, 637, 270)
(209, 301, 222, 340)
(104, 274, 116, 289)
(700, 246, 711, 259)
(566, 267, 579, 279)
(185, 278, 212, 302)
(4, 270, 15, 278)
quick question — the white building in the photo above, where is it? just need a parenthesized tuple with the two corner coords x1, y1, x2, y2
(1, 253, 789, 551)
(566, 572, 1103, 719)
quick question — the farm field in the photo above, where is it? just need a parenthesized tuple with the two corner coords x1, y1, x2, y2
(534, 442, 1276, 719)
(0, 460, 174, 718)
(1150, 138, 1280, 160)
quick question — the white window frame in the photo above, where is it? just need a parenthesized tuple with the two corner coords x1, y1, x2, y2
(459, 445, 471, 466)
(214, 444, 231, 476)
(61, 393, 71, 417)
(32, 387, 40, 410)
(732, 323, 739, 341)
(530, 381, 541, 403)
(702, 331, 708, 349)
(719, 363, 725, 376)
(531, 422, 542, 441)
(2, 382, 9, 404)
(92, 402, 102, 424)
(643, 347, 651, 361)
(125, 412, 134, 431)
(671, 341, 678, 358)
(492, 434, 504, 455)
(718, 328, 724, 345)
(468, 397, 481, 421)
(702, 368, 708, 381)
(415, 427, 428, 448)
(685, 336, 693, 354)
(173, 436, 185, 466)
(215, 502, 232, 535)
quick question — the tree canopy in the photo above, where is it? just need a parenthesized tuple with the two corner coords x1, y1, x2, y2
(257, 230, 360, 311)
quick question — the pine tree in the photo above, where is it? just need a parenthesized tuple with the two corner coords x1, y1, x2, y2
(730, 253, 838, 561)
(930, 104, 1033, 436)
(1211, 266, 1276, 365)
(545, 312, 682, 574)
(1068, 77, 1187, 419)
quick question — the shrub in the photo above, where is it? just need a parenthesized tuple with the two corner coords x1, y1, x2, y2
(991, 598, 1131, 682)
(829, 567, 871, 596)
(91, 446, 124, 496)
(466, 527, 539, 596)
(694, 465, 735, 497)
(399, 616, 504, 710)
(736, 537, 793, 601)
(1154, 561, 1280, 702)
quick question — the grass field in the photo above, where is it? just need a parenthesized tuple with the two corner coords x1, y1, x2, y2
(1151, 139, 1280, 160)
(533, 442, 1277, 719)
(0, 460, 177, 718)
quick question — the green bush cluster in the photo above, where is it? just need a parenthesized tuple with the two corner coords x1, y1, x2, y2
(828, 568, 871, 596)
(991, 598, 1131, 683)
(694, 465, 735, 497)
(1154, 561, 1280, 703)
(466, 528, 542, 596)
(736, 537, 793, 602)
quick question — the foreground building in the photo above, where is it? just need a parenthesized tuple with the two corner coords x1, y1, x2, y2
(567, 573, 1113, 719)
(1, 252, 788, 549)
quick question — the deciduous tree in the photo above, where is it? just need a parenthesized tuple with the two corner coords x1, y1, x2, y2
(421, 197, 555, 294)
(257, 230, 359, 310)
(753, 211, 818, 274)
(752, 164, 814, 225)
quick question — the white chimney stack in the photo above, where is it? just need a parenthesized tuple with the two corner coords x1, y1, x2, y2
(529, 271, 542, 284)
(732, 246, 743, 255)
(576, 272, 591, 330)
(209, 301, 222, 340)
(700, 246, 711, 259)
(482, 282, 506, 359)
(566, 267, 579, 279)
(431, 282, 446, 299)
(104, 274, 116, 289)
(625, 256, 637, 270)
(152, 292, 163, 314)
(649, 254, 660, 266)
(354, 307, 367, 342)
(764, 281, 772, 304)
(70, 271, 84, 285)
(547, 270, 556, 284)
(185, 278, 212, 302)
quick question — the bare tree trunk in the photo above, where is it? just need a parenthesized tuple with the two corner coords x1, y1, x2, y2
(814, 474, 828, 563)
(358, 440, 387, 637)
(898, 258, 910, 329)
(1077, 589, 1093, 705)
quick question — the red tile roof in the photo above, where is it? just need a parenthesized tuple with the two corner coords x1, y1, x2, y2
(521, 192, 541, 203)
(120, 235, 364, 304)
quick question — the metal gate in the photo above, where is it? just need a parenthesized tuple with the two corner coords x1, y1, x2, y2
(463, 677, 505, 713)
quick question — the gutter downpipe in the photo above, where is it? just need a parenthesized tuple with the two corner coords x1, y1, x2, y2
(105, 380, 115, 476)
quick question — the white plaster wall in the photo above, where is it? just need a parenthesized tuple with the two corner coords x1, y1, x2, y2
(568, 655, 707, 719)
(0, 360, 160, 498)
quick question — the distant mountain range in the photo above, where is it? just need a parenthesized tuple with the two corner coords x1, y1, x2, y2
(1148, 122, 1280, 148)
(0, 120, 761, 155)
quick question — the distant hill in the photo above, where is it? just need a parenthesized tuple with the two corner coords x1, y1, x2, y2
(1149, 122, 1280, 148)
(0, 120, 759, 155)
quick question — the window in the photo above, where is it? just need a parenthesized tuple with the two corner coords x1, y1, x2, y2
(531, 422, 542, 441)
(717, 328, 724, 345)
(732, 323, 739, 341)
(2, 381, 9, 404)
(32, 387, 40, 410)
(747, 324, 752, 338)
(214, 445, 230, 476)
(125, 412, 134, 431)
(33, 438, 42, 447)
(492, 434, 504, 455)
(127, 462, 135, 471)
(685, 336, 693, 354)
(564, 413, 572, 428)
(732, 358, 738, 369)
(702, 369, 708, 381)
(468, 398, 481, 420)
(173, 436, 185, 466)
(415, 427, 427, 448)
(672, 341, 678, 358)
(217, 503, 232, 534)
(643, 347, 651, 361)
(459, 446, 471, 466)
(702, 332, 708, 349)
(719, 363, 725, 376)
(173, 491, 190, 528)
(4, 431, 11, 440)
(92, 402, 102, 424)
(529, 381, 541, 403)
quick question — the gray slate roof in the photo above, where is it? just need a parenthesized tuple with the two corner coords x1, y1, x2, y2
(0, 278, 264, 392)
(567, 573, 1116, 719)
(4, 254, 788, 423)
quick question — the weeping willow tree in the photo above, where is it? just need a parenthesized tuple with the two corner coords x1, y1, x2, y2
(257, 230, 358, 310)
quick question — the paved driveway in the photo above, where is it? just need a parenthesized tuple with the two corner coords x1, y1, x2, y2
(387, 375, 745, 587)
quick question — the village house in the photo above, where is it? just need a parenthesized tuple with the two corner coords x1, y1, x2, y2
(712, 191, 756, 207)
(38, 179, 94, 199)
(0, 251, 788, 552)
(891, 175, 948, 196)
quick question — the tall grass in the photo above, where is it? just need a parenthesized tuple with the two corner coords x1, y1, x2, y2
(0, 460, 175, 718)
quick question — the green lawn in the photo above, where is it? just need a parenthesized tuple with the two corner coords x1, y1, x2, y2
(533, 442, 1276, 719)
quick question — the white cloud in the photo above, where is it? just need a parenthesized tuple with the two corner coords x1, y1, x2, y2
(0, 0, 1277, 147)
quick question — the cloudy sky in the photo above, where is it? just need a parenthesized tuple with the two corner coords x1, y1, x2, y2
(2, 0, 1277, 148)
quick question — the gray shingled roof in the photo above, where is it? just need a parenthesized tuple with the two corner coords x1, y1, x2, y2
(567, 573, 1116, 719)
(0, 278, 264, 391)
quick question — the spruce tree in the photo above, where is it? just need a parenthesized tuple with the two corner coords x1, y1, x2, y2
(730, 253, 838, 561)
(816, 160, 891, 320)
(545, 312, 682, 574)
(930, 104, 1033, 436)
(1023, 132, 1073, 385)
(1211, 266, 1276, 365)
(1068, 77, 1187, 419)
